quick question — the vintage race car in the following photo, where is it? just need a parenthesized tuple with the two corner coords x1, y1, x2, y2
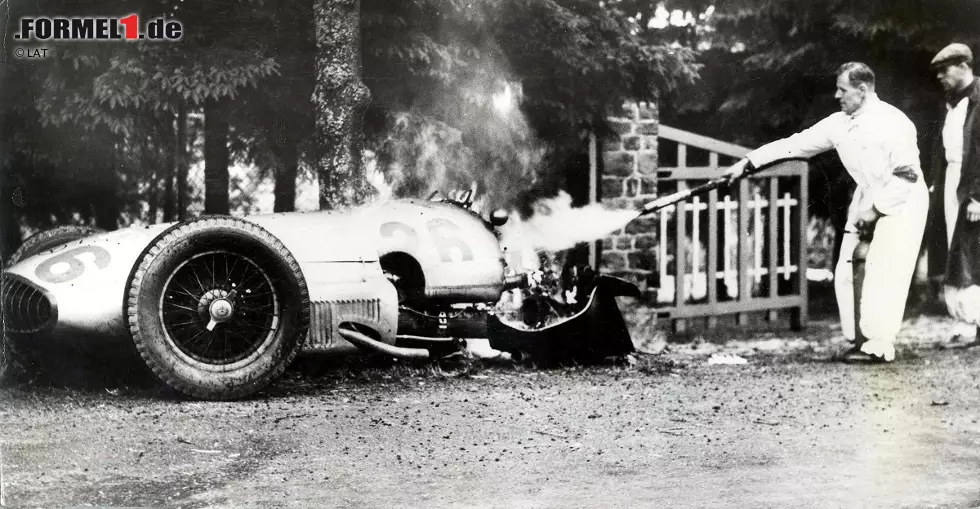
(1, 195, 636, 399)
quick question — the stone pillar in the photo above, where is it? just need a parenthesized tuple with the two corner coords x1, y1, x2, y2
(599, 101, 659, 290)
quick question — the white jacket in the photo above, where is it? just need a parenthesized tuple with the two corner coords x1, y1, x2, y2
(746, 94, 925, 228)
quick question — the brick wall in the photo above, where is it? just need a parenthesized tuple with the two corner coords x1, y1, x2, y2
(599, 101, 659, 290)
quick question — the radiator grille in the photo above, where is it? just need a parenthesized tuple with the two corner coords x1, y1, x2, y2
(2, 275, 56, 334)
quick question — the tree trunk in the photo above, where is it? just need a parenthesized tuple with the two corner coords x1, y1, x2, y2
(274, 116, 298, 213)
(93, 187, 120, 230)
(204, 98, 230, 215)
(144, 137, 158, 223)
(162, 113, 177, 222)
(176, 104, 189, 220)
(93, 152, 119, 230)
(313, 0, 371, 210)
(0, 181, 23, 260)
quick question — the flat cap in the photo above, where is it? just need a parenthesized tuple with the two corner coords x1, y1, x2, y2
(931, 43, 973, 68)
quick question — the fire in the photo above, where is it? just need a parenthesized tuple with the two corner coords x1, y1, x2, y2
(364, 150, 394, 203)
(492, 82, 519, 117)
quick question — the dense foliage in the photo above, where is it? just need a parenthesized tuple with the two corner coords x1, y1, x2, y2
(1, 0, 698, 257)
(360, 0, 698, 210)
(9, 0, 972, 257)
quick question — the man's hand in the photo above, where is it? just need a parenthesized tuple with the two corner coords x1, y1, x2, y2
(854, 207, 882, 237)
(968, 200, 980, 223)
(724, 158, 751, 181)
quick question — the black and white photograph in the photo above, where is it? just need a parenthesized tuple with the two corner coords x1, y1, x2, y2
(1, 0, 979, 507)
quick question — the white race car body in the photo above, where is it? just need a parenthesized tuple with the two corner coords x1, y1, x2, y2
(2, 199, 507, 353)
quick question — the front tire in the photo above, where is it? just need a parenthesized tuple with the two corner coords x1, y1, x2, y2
(126, 216, 309, 400)
(7, 225, 104, 267)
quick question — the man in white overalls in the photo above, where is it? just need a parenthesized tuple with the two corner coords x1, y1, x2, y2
(726, 62, 929, 362)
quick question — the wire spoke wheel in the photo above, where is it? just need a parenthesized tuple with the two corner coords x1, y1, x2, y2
(161, 251, 279, 365)
(127, 216, 309, 400)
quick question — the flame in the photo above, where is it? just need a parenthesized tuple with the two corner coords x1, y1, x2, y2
(492, 82, 519, 117)
(364, 150, 394, 203)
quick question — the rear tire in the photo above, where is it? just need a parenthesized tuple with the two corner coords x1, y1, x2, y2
(7, 225, 104, 267)
(125, 216, 309, 400)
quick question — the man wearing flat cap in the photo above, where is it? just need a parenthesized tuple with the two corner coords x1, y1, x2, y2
(928, 43, 980, 343)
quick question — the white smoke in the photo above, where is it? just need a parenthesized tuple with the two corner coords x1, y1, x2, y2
(376, 72, 545, 214)
(370, 32, 642, 263)
(498, 191, 640, 270)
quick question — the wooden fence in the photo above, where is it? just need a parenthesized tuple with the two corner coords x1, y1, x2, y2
(651, 125, 808, 332)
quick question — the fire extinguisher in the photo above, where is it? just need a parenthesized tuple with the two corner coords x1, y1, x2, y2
(852, 230, 873, 345)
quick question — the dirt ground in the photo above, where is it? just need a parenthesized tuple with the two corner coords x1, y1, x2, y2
(2, 306, 980, 509)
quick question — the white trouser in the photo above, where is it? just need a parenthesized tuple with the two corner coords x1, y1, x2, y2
(834, 185, 929, 344)
(945, 162, 962, 247)
(944, 285, 980, 327)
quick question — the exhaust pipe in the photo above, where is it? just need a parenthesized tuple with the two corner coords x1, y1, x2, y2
(337, 328, 431, 359)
